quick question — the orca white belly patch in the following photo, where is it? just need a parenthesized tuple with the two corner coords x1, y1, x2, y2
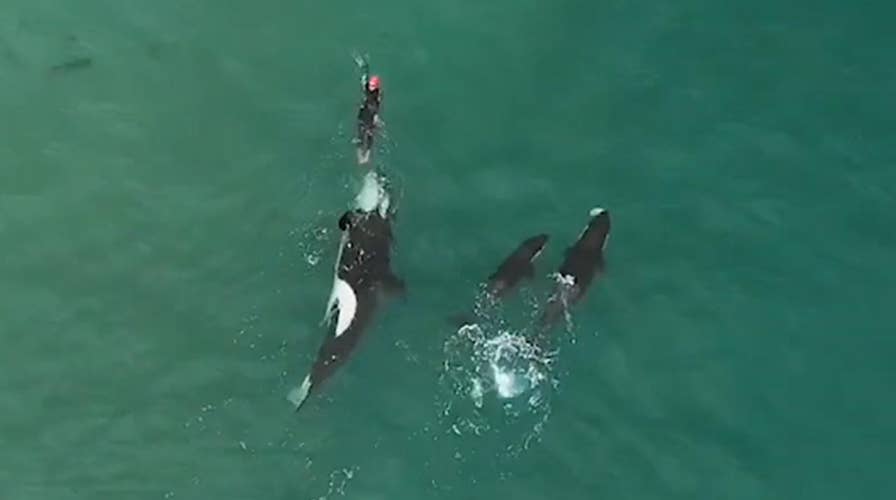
(326, 278, 358, 337)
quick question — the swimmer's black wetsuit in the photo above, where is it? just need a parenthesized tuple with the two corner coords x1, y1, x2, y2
(356, 66, 381, 151)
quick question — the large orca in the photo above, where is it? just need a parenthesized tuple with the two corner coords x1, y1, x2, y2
(451, 234, 549, 327)
(538, 207, 611, 331)
(288, 172, 404, 412)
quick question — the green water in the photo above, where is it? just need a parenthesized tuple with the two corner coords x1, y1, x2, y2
(2, 1, 894, 499)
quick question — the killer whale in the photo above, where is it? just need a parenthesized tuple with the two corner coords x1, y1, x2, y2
(537, 207, 611, 332)
(486, 234, 550, 299)
(451, 233, 549, 327)
(288, 172, 404, 411)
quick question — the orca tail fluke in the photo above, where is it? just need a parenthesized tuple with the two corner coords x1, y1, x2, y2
(287, 375, 313, 412)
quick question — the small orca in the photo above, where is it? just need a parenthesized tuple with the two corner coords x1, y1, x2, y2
(537, 207, 611, 332)
(486, 234, 550, 298)
(450, 234, 549, 327)
(288, 172, 404, 412)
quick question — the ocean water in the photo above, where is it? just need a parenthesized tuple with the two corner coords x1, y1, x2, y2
(1, 1, 894, 499)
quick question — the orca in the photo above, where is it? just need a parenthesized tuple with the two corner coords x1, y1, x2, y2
(486, 234, 550, 299)
(537, 207, 611, 331)
(288, 172, 404, 412)
(450, 234, 549, 327)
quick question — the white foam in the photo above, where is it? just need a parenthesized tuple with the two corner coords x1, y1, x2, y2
(485, 332, 540, 400)
(553, 273, 576, 287)
(355, 171, 389, 214)
(492, 363, 526, 399)
(378, 190, 390, 218)
(470, 378, 484, 408)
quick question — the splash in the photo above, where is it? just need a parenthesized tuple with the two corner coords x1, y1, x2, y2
(455, 325, 554, 415)
(438, 294, 558, 459)
(483, 330, 547, 400)
(354, 171, 389, 216)
(317, 466, 359, 499)
(290, 214, 335, 274)
(547, 272, 578, 337)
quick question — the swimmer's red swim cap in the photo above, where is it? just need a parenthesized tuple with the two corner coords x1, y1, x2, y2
(368, 75, 381, 91)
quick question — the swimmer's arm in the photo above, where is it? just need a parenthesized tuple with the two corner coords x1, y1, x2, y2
(374, 114, 384, 127)
(373, 91, 384, 126)
(353, 54, 369, 89)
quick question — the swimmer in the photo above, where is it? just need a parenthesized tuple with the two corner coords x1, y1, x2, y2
(353, 55, 383, 165)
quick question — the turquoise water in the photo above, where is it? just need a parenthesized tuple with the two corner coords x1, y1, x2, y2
(2, 1, 894, 499)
